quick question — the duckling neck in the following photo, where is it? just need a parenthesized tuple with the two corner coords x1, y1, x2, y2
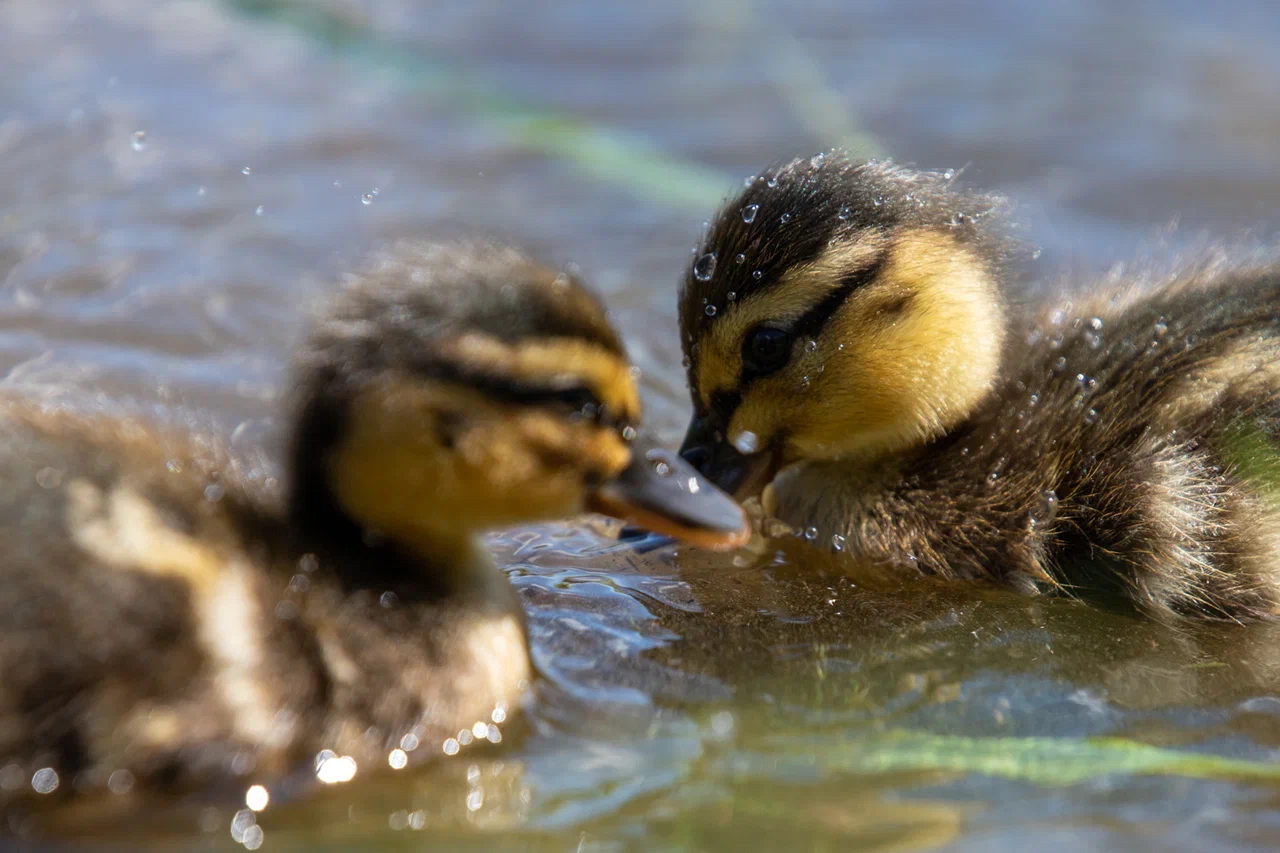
(284, 466, 491, 601)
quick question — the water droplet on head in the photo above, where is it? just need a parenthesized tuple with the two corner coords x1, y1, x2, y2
(1031, 249, 1043, 260)
(830, 533, 846, 552)
(779, 213, 792, 225)
(873, 196, 884, 206)
(693, 252, 717, 282)
(1154, 318, 1168, 338)
(743, 175, 756, 187)
(621, 425, 636, 441)
(767, 177, 778, 188)
(734, 253, 745, 265)
(943, 169, 954, 180)
(1084, 408, 1099, 424)
(130, 130, 146, 151)
(805, 339, 818, 353)
(804, 526, 819, 542)
(799, 375, 810, 388)
(838, 205, 851, 221)
(741, 204, 759, 224)
(704, 304, 717, 316)
(1052, 356, 1067, 373)
(752, 270, 763, 280)
(810, 152, 826, 169)
(726, 291, 737, 301)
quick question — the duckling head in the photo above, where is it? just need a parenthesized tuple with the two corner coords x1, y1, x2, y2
(678, 154, 1011, 498)
(288, 241, 748, 566)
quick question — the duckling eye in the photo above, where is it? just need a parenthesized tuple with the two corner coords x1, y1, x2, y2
(743, 326, 793, 377)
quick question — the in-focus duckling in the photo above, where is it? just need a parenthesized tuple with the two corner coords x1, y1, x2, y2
(0, 241, 747, 795)
(678, 151, 1280, 621)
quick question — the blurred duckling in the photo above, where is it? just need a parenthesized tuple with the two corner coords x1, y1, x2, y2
(678, 151, 1280, 620)
(0, 241, 747, 794)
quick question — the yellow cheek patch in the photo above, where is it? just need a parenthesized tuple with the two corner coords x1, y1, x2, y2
(788, 228, 1004, 459)
(443, 335, 640, 425)
(330, 377, 632, 552)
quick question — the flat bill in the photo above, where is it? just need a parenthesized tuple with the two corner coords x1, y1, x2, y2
(678, 414, 781, 501)
(588, 442, 750, 551)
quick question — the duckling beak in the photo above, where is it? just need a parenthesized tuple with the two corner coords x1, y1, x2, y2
(587, 440, 750, 551)
(677, 413, 780, 502)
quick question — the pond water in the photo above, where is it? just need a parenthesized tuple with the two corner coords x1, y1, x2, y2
(5, 0, 1280, 850)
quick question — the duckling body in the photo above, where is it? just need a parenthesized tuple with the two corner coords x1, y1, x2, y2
(678, 154, 1280, 620)
(0, 402, 526, 787)
(0, 242, 747, 793)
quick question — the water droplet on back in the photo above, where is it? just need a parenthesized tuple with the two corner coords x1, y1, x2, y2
(779, 213, 792, 224)
(1029, 489, 1059, 528)
(741, 204, 758, 223)
(734, 253, 746, 265)
(838, 205, 851, 221)
(810, 152, 826, 169)
(704, 304, 717, 316)
(830, 533, 846, 552)
(693, 252, 717, 281)
(752, 270, 763, 280)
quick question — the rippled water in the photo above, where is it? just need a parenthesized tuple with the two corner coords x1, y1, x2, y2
(5, 0, 1280, 850)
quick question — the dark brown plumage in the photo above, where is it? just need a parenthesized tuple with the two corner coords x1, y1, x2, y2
(678, 152, 1280, 621)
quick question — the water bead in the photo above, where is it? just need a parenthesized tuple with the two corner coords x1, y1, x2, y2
(693, 252, 717, 282)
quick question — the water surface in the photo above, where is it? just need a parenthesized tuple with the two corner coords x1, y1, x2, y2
(4, 0, 1280, 849)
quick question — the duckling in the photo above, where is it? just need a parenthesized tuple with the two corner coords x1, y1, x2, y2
(677, 152, 1280, 621)
(0, 241, 747, 794)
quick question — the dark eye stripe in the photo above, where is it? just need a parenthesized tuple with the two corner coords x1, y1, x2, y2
(702, 252, 887, 428)
(791, 251, 887, 341)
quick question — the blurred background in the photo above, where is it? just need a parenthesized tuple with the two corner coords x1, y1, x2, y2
(4, 1, 1280, 850)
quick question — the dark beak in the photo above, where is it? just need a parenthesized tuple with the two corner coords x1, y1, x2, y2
(587, 438, 750, 551)
(677, 412, 780, 501)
